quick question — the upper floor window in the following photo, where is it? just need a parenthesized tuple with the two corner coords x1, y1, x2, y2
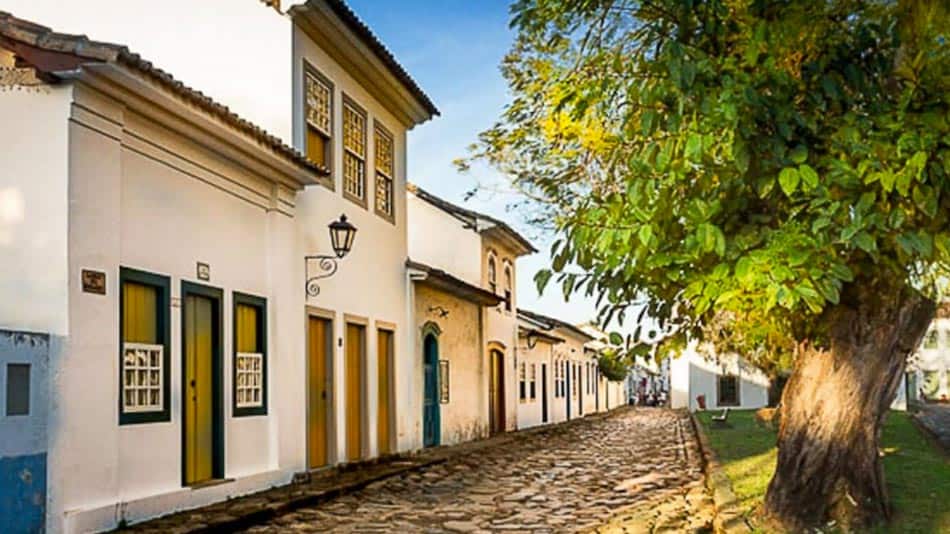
(374, 123, 395, 221)
(487, 255, 497, 294)
(304, 69, 333, 171)
(342, 97, 367, 206)
(503, 263, 513, 311)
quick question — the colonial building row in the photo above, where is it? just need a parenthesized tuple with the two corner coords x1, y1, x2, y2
(0, 3, 624, 532)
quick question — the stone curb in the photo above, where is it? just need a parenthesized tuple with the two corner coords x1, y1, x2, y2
(688, 412, 753, 534)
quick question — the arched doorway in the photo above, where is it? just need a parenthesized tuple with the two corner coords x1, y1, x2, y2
(489, 348, 506, 434)
(423, 333, 441, 447)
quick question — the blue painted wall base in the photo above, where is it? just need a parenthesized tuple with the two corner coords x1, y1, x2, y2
(0, 452, 47, 534)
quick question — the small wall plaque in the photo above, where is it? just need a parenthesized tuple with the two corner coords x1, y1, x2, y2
(81, 269, 106, 295)
(197, 262, 211, 281)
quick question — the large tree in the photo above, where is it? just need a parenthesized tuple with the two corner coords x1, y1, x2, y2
(465, 0, 950, 530)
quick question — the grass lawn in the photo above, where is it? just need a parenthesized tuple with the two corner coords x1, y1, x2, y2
(694, 409, 950, 533)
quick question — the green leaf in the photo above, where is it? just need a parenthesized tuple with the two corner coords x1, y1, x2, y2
(829, 264, 855, 282)
(609, 332, 624, 345)
(735, 256, 752, 280)
(854, 232, 876, 253)
(798, 164, 819, 190)
(638, 225, 654, 246)
(534, 269, 553, 294)
(790, 145, 808, 164)
(685, 133, 703, 162)
(816, 279, 840, 305)
(779, 167, 800, 196)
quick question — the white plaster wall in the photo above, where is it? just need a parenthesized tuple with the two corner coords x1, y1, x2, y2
(670, 345, 770, 411)
(53, 85, 299, 533)
(515, 339, 551, 429)
(3, 0, 293, 144)
(293, 27, 413, 457)
(0, 83, 72, 336)
(407, 194, 483, 286)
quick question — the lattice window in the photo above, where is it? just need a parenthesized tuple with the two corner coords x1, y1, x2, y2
(236, 352, 264, 408)
(305, 72, 331, 134)
(374, 125, 394, 218)
(343, 101, 366, 201)
(122, 343, 164, 413)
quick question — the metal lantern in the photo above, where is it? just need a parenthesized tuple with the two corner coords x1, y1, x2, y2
(329, 214, 357, 259)
(305, 214, 358, 297)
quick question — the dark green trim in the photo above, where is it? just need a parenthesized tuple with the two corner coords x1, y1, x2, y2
(119, 267, 172, 425)
(180, 281, 225, 486)
(232, 292, 268, 418)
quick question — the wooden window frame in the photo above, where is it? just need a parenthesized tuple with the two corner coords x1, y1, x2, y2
(373, 121, 396, 223)
(717, 374, 740, 407)
(519, 361, 527, 402)
(341, 95, 368, 208)
(529, 363, 537, 400)
(232, 292, 268, 417)
(303, 62, 334, 190)
(503, 263, 513, 312)
(487, 254, 497, 295)
(119, 267, 171, 425)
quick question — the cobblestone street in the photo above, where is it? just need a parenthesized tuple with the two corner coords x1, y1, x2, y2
(244, 408, 712, 533)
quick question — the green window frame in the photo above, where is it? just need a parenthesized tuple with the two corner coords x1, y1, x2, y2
(232, 292, 268, 417)
(119, 267, 171, 425)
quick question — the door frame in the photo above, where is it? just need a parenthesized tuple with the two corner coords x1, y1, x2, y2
(180, 280, 225, 487)
(306, 306, 336, 469)
(488, 344, 507, 434)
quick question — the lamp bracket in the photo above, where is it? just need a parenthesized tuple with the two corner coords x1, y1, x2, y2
(305, 254, 339, 297)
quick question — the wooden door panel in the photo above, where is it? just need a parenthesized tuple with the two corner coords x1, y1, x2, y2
(185, 295, 214, 484)
(308, 317, 330, 469)
(345, 324, 363, 462)
(377, 329, 392, 456)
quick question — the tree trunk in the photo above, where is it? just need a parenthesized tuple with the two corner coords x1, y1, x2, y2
(763, 282, 935, 531)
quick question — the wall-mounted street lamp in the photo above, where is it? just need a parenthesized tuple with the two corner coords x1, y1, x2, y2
(306, 214, 357, 297)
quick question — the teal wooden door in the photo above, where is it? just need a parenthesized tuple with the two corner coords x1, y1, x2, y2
(423, 334, 440, 447)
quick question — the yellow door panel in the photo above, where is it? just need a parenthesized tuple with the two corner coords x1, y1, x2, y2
(345, 324, 363, 462)
(308, 317, 329, 469)
(377, 329, 392, 456)
(185, 295, 214, 485)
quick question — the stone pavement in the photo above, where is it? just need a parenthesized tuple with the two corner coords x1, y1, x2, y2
(243, 408, 712, 533)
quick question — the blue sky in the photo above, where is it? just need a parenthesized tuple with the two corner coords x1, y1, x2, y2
(347, 0, 600, 326)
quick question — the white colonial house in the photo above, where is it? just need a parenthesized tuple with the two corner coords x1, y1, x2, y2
(516, 310, 625, 429)
(407, 184, 536, 444)
(901, 308, 950, 406)
(0, 1, 437, 531)
(669, 343, 771, 412)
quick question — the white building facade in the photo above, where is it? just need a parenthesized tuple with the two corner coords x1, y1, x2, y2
(669, 343, 770, 412)
(0, 2, 437, 532)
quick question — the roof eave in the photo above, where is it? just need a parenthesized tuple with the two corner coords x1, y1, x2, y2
(290, 1, 438, 128)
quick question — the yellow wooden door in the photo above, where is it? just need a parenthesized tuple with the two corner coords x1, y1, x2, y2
(345, 324, 364, 462)
(377, 329, 392, 456)
(185, 295, 214, 485)
(308, 317, 330, 469)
